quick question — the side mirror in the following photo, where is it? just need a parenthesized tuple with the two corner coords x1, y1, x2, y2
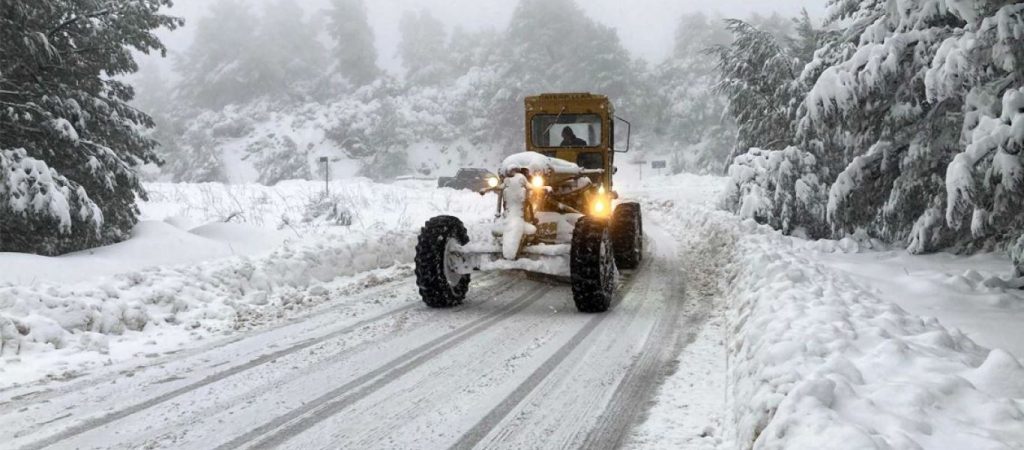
(614, 116, 631, 153)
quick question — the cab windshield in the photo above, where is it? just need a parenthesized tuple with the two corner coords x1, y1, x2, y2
(531, 114, 603, 148)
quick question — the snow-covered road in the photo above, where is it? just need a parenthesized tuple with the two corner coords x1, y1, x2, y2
(5, 174, 1024, 449)
(1, 218, 726, 450)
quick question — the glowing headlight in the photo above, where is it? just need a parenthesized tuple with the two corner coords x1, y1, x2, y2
(487, 177, 499, 188)
(531, 175, 545, 189)
(594, 200, 607, 215)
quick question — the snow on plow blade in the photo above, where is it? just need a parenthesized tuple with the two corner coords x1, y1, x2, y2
(447, 243, 572, 277)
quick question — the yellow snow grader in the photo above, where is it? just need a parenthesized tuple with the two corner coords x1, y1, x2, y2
(415, 93, 642, 312)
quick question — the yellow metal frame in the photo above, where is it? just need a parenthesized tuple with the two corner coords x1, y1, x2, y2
(524, 93, 615, 190)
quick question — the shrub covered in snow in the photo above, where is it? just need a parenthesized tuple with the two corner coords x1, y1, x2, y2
(1012, 235, 1024, 278)
(302, 193, 355, 226)
(0, 149, 103, 254)
(722, 147, 828, 238)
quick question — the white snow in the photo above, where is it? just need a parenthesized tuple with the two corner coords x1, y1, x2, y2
(498, 173, 537, 259)
(0, 178, 496, 387)
(500, 151, 592, 176)
(726, 224, 1024, 449)
(816, 249, 1024, 360)
(3, 170, 1024, 449)
(624, 172, 1024, 449)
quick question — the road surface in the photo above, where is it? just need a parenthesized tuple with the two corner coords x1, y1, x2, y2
(1, 221, 713, 450)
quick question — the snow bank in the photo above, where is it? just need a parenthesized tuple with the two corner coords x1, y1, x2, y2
(0, 229, 415, 359)
(726, 223, 1024, 448)
(1, 178, 496, 383)
(0, 221, 288, 285)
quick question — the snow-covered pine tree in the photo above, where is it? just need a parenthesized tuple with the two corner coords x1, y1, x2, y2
(399, 10, 453, 87)
(175, 0, 260, 109)
(711, 19, 804, 160)
(251, 0, 327, 101)
(932, 5, 1024, 254)
(326, 0, 381, 88)
(652, 13, 735, 174)
(479, 0, 641, 146)
(714, 16, 830, 238)
(805, 0, 963, 250)
(807, 0, 1024, 254)
(0, 0, 181, 255)
(176, 0, 324, 109)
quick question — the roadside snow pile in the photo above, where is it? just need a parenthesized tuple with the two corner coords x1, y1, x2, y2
(1, 178, 496, 384)
(727, 221, 1024, 449)
(0, 229, 414, 358)
(141, 178, 493, 233)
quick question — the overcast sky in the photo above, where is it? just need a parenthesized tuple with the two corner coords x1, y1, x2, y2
(148, 0, 826, 74)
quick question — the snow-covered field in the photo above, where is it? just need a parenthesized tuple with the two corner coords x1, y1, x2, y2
(2, 173, 1023, 449)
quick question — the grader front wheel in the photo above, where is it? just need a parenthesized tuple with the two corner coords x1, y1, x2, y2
(570, 217, 616, 313)
(415, 216, 471, 308)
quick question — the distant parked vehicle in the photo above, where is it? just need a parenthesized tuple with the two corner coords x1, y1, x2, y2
(437, 168, 498, 191)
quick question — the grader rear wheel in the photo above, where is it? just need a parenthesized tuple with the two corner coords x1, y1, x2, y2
(612, 203, 643, 269)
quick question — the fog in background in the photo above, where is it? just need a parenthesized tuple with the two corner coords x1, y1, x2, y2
(144, 0, 825, 75)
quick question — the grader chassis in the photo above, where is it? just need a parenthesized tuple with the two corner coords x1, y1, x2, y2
(415, 93, 643, 313)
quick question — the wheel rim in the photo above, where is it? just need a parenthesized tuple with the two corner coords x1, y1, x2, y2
(442, 238, 463, 289)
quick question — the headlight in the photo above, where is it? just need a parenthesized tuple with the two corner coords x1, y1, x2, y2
(593, 199, 608, 216)
(531, 175, 545, 189)
(487, 177, 499, 188)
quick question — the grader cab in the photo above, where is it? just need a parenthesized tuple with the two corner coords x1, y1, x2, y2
(415, 93, 643, 313)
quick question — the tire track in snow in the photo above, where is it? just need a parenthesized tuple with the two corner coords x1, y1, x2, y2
(219, 283, 552, 450)
(579, 226, 692, 450)
(0, 271, 441, 411)
(450, 257, 651, 450)
(17, 273, 507, 450)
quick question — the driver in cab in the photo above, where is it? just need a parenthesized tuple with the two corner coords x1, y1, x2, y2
(560, 126, 587, 147)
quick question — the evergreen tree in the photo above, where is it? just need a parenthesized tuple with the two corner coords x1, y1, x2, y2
(399, 10, 452, 86)
(326, 0, 380, 87)
(711, 19, 805, 161)
(252, 0, 327, 101)
(471, 0, 641, 146)
(808, 0, 1022, 253)
(0, 0, 182, 255)
(175, 0, 259, 109)
(176, 0, 324, 109)
(653, 13, 735, 173)
(714, 16, 831, 237)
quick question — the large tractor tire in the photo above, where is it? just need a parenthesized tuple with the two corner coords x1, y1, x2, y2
(415, 216, 471, 308)
(570, 216, 616, 313)
(611, 203, 643, 270)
